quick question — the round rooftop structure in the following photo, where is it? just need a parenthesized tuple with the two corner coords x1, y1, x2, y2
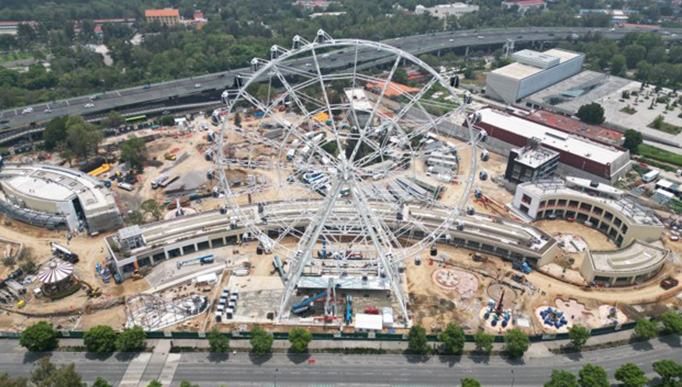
(38, 260, 75, 295)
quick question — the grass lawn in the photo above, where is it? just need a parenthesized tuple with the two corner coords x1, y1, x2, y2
(620, 106, 636, 115)
(638, 144, 682, 167)
(648, 119, 682, 135)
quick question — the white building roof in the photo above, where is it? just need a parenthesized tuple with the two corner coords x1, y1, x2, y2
(491, 62, 543, 80)
(543, 49, 582, 63)
(478, 108, 625, 165)
(354, 313, 383, 331)
(491, 49, 582, 80)
(345, 88, 373, 111)
(589, 240, 668, 274)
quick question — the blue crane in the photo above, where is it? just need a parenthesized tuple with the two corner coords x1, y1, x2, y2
(176, 254, 215, 270)
(291, 291, 328, 314)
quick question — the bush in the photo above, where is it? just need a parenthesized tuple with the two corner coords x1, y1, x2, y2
(250, 327, 273, 356)
(439, 323, 465, 355)
(474, 331, 494, 355)
(407, 325, 430, 355)
(84, 325, 117, 354)
(634, 318, 659, 339)
(460, 377, 481, 387)
(504, 328, 530, 358)
(20, 321, 59, 352)
(207, 328, 230, 353)
(289, 327, 313, 353)
(115, 325, 146, 352)
(93, 377, 113, 387)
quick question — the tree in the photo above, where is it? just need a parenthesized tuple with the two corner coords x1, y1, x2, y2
(233, 112, 241, 127)
(207, 327, 230, 353)
(64, 115, 103, 159)
(611, 54, 626, 76)
(545, 369, 579, 387)
(140, 199, 162, 221)
(474, 331, 494, 355)
(393, 67, 408, 85)
(30, 359, 85, 387)
(614, 363, 648, 387)
(84, 325, 117, 354)
(115, 325, 146, 352)
(407, 325, 430, 355)
(661, 311, 682, 335)
(623, 44, 646, 69)
(652, 115, 665, 130)
(634, 318, 658, 339)
(93, 377, 113, 387)
(568, 325, 590, 350)
(19, 321, 59, 352)
(146, 381, 162, 387)
(159, 115, 175, 126)
(652, 360, 682, 386)
(439, 323, 465, 355)
(126, 210, 145, 225)
(179, 382, 199, 387)
(2, 256, 15, 269)
(460, 377, 481, 387)
(120, 136, 148, 169)
(622, 130, 643, 153)
(43, 116, 69, 150)
(250, 327, 273, 356)
(578, 364, 609, 387)
(576, 103, 605, 125)
(102, 111, 124, 129)
(504, 328, 530, 358)
(288, 327, 313, 353)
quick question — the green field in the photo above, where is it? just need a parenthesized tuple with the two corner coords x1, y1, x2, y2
(648, 119, 682, 135)
(637, 144, 682, 167)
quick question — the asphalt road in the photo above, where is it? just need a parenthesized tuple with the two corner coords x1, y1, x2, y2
(2, 26, 682, 134)
(0, 335, 680, 386)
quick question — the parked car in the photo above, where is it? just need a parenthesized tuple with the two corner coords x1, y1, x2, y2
(85, 103, 94, 108)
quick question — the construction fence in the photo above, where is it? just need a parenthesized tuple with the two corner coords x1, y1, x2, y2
(0, 321, 638, 343)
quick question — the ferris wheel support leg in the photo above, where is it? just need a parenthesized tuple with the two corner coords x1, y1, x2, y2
(277, 181, 345, 322)
(348, 187, 411, 326)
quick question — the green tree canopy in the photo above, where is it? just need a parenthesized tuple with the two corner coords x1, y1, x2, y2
(578, 364, 609, 387)
(120, 136, 148, 169)
(504, 328, 530, 358)
(19, 321, 59, 352)
(474, 331, 494, 355)
(43, 116, 69, 151)
(159, 115, 175, 126)
(661, 311, 682, 335)
(610, 54, 626, 75)
(140, 199, 162, 221)
(146, 380, 162, 387)
(250, 327, 274, 356)
(568, 325, 590, 350)
(407, 325, 430, 355)
(207, 327, 230, 353)
(460, 377, 481, 387)
(576, 103, 605, 125)
(652, 360, 682, 386)
(31, 358, 85, 387)
(622, 130, 643, 153)
(84, 325, 117, 354)
(544, 369, 579, 387)
(288, 327, 313, 353)
(614, 363, 648, 387)
(439, 323, 465, 355)
(634, 318, 659, 339)
(102, 111, 125, 129)
(93, 377, 113, 387)
(115, 325, 146, 352)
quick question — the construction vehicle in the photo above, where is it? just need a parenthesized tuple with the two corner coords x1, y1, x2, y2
(86, 288, 102, 298)
(661, 277, 679, 290)
(176, 254, 215, 270)
(510, 273, 526, 284)
(132, 260, 142, 280)
(292, 290, 328, 314)
(512, 261, 531, 274)
(87, 163, 111, 177)
(345, 295, 352, 324)
(51, 242, 79, 263)
(164, 153, 176, 161)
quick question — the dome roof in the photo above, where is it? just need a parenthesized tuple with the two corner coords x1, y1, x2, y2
(38, 260, 74, 285)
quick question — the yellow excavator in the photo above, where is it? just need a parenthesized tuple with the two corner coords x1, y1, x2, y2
(132, 260, 142, 280)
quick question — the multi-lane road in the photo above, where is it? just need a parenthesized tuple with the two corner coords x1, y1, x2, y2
(0, 336, 680, 386)
(2, 26, 682, 143)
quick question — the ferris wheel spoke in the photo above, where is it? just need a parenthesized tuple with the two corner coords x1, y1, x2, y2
(359, 54, 402, 135)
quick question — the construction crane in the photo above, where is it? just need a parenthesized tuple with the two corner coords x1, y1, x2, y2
(291, 290, 328, 314)
(176, 254, 215, 270)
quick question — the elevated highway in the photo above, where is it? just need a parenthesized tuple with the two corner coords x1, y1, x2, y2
(1, 26, 681, 145)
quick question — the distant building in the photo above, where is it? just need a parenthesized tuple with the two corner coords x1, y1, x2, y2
(145, 9, 180, 26)
(0, 20, 38, 36)
(93, 24, 103, 39)
(501, 0, 546, 13)
(414, 3, 479, 19)
(579, 9, 637, 25)
(505, 138, 560, 183)
(191, 10, 208, 29)
(485, 48, 585, 104)
(295, 0, 332, 9)
(310, 11, 346, 18)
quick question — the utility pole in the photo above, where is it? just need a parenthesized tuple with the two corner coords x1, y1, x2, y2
(274, 368, 278, 387)
(510, 369, 515, 387)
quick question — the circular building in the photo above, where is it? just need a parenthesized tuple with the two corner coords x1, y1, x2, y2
(38, 260, 75, 296)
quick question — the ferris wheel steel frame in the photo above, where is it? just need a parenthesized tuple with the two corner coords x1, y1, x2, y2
(216, 30, 481, 324)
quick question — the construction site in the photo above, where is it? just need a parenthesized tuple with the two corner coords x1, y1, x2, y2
(0, 33, 679, 339)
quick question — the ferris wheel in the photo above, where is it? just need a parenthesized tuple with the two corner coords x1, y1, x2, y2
(216, 30, 483, 324)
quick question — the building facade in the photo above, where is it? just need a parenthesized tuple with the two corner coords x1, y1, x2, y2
(415, 3, 479, 19)
(505, 137, 560, 183)
(145, 9, 180, 26)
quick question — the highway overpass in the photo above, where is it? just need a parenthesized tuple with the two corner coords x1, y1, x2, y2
(1, 26, 681, 145)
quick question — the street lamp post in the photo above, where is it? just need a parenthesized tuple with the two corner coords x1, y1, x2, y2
(274, 368, 279, 387)
(511, 369, 515, 387)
